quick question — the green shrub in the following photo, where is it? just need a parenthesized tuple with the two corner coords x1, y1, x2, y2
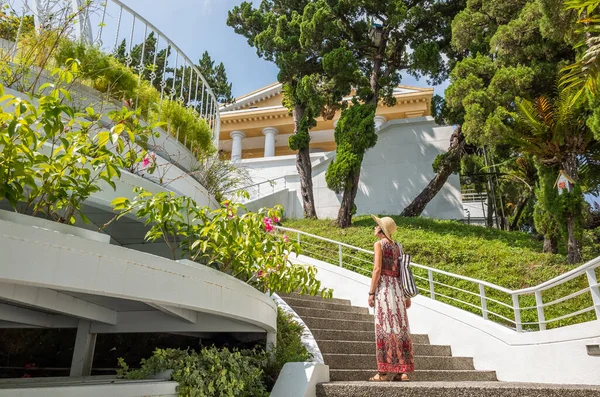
(0, 62, 154, 224)
(151, 99, 213, 153)
(118, 347, 268, 397)
(109, 190, 332, 297)
(263, 308, 312, 387)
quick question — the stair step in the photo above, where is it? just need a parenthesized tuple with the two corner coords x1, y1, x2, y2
(329, 369, 497, 382)
(311, 330, 429, 345)
(323, 354, 473, 370)
(283, 297, 367, 313)
(317, 381, 600, 397)
(304, 317, 373, 332)
(295, 307, 373, 322)
(318, 341, 449, 356)
(279, 293, 351, 305)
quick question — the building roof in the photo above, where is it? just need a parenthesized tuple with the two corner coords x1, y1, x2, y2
(220, 83, 433, 113)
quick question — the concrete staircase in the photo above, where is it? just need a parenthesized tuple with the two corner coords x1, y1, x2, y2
(280, 293, 600, 397)
(280, 293, 496, 382)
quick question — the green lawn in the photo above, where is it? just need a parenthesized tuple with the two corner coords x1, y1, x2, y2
(282, 215, 600, 330)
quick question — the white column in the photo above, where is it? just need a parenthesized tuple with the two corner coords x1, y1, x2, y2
(230, 131, 246, 161)
(262, 127, 279, 158)
(70, 320, 97, 377)
(374, 115, 387, 129)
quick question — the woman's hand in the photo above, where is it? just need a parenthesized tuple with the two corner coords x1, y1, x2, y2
(405, 298, 411, 309)
(368, 294, 375, 308)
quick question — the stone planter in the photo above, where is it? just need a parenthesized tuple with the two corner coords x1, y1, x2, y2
(0, 210, 111, 244)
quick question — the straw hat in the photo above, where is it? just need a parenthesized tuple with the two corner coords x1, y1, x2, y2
(371, 215, 397, 241)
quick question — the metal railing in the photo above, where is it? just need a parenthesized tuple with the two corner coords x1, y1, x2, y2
(226, 177, 287, 202)
(95, 0, 220, 150)
(275, 226, 600, 332)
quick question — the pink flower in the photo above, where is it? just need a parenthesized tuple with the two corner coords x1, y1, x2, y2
(263, 217, 274, 233)
(283, 235, 289, 243)
(142, 154, 151, 168)
(273, 216, 280, 223)
(257, 270, 264, 278)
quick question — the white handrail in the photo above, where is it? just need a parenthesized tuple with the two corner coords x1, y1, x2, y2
(275, 225, 600, 332)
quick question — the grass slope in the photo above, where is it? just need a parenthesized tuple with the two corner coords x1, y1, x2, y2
(282, 215, 600, 330)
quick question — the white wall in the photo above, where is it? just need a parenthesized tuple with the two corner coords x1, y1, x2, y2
(240, 117, 463, 220)
(290, 254, 600, 386)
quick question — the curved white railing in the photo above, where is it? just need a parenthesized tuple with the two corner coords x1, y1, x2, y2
(275, 226, 600, 333)
(226, 177, 288, 202)
(96, 0, 220, 149)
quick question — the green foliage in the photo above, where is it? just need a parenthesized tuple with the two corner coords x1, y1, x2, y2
(326, 103, 376, 193)
(110, 189, 332, 297)
(283, 215, 599, 329)
(446, 0, 574, 144)
(0, 6, 34, 42)
(0, 62, 154, 224)
(118, 347, 268, 397)
(560, 0, 600, 103)
(117, 308, 312, 395)
(263, 308, 313, 386)
(191, 153, 252, 203)
(533, 165, 561, 249)
(196, 51, 234, 104)
(151, 99, 213, 153)
(53, 40, 214, 156)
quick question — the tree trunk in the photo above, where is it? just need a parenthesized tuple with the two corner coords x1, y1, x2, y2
(562, 154, 581, 263)
(486, 194, 494, 228)
(509, 194, 530, 231)
(337, 172, 360, 228)
(543, 235, 558, 254)
(293, 104, 317, 219)
(401, 126, 464, 217)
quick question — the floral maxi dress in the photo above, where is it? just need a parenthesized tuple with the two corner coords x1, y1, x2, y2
(374, 239, 414, 374)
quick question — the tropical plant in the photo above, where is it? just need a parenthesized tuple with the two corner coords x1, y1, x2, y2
(109, 189, 332, 297)
(0, 61, 155, 224)
(560, 0, 600, 101)
(513, 89, 595, 262)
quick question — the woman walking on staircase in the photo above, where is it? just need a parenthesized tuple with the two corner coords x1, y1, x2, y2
(368, 215, 414, 382)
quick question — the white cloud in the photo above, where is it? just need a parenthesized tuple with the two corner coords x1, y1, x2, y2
(199, 0, 220, 16)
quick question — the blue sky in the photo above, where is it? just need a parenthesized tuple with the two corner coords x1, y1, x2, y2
(120, 0, 448, 98)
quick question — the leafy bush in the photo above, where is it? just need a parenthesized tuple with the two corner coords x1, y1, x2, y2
(191, 153, 251, 202)
(263, 308, 312, 387)
(282, 215, 599, 329)
(118, 347, 268, 397)
(0, 62, 154, 224)
(151, 98, 213, 153)
(109, 190, 332, 297)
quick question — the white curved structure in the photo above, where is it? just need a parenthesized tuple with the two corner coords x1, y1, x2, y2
(0, 214, 277, 373)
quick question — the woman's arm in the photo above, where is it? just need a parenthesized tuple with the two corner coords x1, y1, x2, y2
(368, 241, 383, 307)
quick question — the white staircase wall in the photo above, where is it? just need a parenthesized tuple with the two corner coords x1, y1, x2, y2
(290, 254, 600, 386)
